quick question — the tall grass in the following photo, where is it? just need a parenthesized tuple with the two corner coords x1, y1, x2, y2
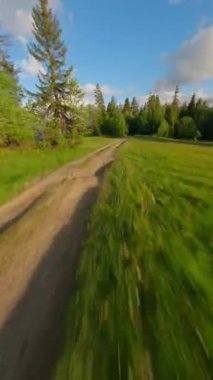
(0, 137, 113, 205)
(54, 139, 213, 379)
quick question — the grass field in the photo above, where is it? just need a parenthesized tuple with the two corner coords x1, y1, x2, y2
(54, 138, 213, 380)
(0, 137, 113, 205)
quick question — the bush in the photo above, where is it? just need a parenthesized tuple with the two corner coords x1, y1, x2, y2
(157, 119, 169, 137)
(177, 117, 197, 139)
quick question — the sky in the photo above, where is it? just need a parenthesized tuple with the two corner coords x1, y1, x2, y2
(0, 0, 213, 105)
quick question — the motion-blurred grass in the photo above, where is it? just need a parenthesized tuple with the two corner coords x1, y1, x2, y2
(55, 139, 213, 380)
(0, 137, 113, 205)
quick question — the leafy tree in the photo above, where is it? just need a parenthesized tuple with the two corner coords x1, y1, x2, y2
(177, 116, 197, 139)
(146, 94, 164, 133)
(28, 0, 83, 136)
(0, 71, 35, 146)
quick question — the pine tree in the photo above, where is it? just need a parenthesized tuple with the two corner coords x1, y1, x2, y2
(122, 98, 131, 114)
(28, 0, 83, 135)
(0, 35, 18, 78)
(94, 84, 105, 114)
(172, 85, 179, 107)
(131, 97, 139, 115)
(107, 96, 117, 114)
(187, 93, 196, 118)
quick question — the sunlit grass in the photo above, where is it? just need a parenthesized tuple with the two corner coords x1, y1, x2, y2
(0, 137, 113, 205)
(54, 138, 213, 379)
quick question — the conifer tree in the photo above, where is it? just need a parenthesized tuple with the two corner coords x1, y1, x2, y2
(0, 35, 18, 78)
(122, 98, 131, 114)
(28, 0, 83, 134)
(131, 97, 139, 115)
(187, 93, 196, 118)
(94, 84, 105, 114)
(172, 85, 180, 107)
(107, 96, 117, 113)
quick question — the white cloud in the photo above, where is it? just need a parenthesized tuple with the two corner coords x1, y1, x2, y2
(0, 0, 62, 43)
(20, 54, 45, 76)
(156, 26, 213, 91)
(82, 83, 123, 104)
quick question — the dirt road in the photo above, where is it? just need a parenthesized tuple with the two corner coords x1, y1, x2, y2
(0, 141, 122, 380)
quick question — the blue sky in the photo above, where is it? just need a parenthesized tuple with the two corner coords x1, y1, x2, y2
(0, 0, 213, 104)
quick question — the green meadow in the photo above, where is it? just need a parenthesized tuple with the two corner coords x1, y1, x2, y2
(54, 138, 213, 380)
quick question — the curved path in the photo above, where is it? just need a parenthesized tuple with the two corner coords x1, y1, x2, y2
(0, 141, 123, 380)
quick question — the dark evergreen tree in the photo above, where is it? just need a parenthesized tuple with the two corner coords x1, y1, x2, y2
(187, 93, 196, 118)
(122, 98, 131, 114)
(172, 85, 180, 107)
(131, 97, 139, 115)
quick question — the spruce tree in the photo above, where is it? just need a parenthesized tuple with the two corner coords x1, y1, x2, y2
(94, 84, 105, 114)
(107, 96, 117, 113)
(122, 98, 131, 114)
(0, 35, 18, 78)
(131, 97, 139, 115)
(172, 85, 180, 107)
(187, 93, 196, 118)
(28, 0, 83, 134)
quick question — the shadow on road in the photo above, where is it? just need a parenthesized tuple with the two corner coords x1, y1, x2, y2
(0, 163, 111, 380)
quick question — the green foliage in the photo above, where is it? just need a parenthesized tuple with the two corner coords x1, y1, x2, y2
(0, 71, 35, 147)
(165, 104, 179, 136)
(177, 116, 197, 139)
(54, 139, 213, 380)
(146, 94, 165, 132)
(102, 98, 127, 137)
(157, 118, 169, 137)
(102, 112, 127, 137)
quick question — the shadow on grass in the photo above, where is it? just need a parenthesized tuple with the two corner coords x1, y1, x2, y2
(133, 135, 213, 147)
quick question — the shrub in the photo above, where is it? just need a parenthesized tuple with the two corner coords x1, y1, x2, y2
(177, 117, 197, 139)
(157, 119, 169, 137)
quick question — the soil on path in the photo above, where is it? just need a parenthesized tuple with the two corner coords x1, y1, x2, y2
(0, 141, 122, 380)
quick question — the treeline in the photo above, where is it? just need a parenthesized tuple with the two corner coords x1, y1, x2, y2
(0, 0, 212, 148)
(89, 85, 213, 140)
